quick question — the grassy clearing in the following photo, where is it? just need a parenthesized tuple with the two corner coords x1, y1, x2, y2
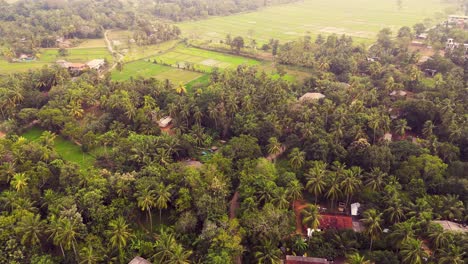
(107, 30, 181, 62)
(178, 0, 453, 44)
(75, 39, 107, 48)
(111, 60, 173, 81)
(152, 45, 260, 72)
(21, 127, 95, 169)
(111, 60, 204, 83)
(123, 40, 181, 62)
(0, 47, 112, 75)
(186, 74, 211, 91)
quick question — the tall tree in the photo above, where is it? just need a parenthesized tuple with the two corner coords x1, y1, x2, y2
(361, 209, 383, 251)
(306, 161, 328, 203)
(254, 240, 281, 264)
(11, 172, 28, 193)
(301, 204, 320, 231)
(106, 216, 133, 263)
(155, 183, 172, 222)
(136, 188, 156, 231)
(400, 238, 428, 264)
(288, 148, 305, 170)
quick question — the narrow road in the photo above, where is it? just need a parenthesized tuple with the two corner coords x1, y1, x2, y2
(103, 30, 124, 74)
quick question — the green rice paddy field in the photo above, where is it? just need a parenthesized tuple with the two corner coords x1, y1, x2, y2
(112, 45, 261, 83)
(22, 127, 95, 169)
(178, 0, 454, 44)
(152, 45, 260, 71)
(111, 60, 204, 83)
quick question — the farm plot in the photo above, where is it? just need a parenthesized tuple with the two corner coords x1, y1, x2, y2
(178, 0, 454, 44)
(111, 60, 203, 84)
(152, 45, 260, 72)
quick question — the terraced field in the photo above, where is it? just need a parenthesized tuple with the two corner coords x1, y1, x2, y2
(178, 0, 454, 44)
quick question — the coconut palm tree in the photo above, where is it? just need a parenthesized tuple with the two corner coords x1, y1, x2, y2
(365, 168, 387, 192)
(267, 137, 282, 162)
(11, 172, 28, 193)
(175, 82, 187, 95)
(437, 245, 465, 264)
(254, 240, 281, 264)
(389, 221, 415, 249)
(169, 243, 192, 264)
(361, 209, 383, 251)
(107, 216, 133, 263)
(305, 161, 328, 203)
(441, 194, 464, 221)
(427, 224, 451, 249)
(153, 229, 177, 263)
(136, 188, 157, 231)
(155, 183, 172, 222)
(346, 253, 371, 264)
(40, 131, 57, 148)
(384, 198, 406, 224)
(326, 173, 342, 211)
(400, 238, 428, 264)
(422, 120, 435, 139)
(286, 180, 303, 209)
(15, 213, 45, 247)
(79, 245, 104, 264)
(288, 148, 305, 170)
(341, 168, 362, 209)
(272, 188, 290, 210)
(394, 119, 411, 137)
(48, 216, 80, 259)
(301, 204, 320, 231)
(0, 162, 16, 184)
(291, 235, 307, 255)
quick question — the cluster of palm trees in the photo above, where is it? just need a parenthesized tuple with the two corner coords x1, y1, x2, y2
(136, 183, 173, 230)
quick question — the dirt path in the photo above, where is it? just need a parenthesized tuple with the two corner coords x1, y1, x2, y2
(293, 200, 308, 235)
(104, 30, 124, 74)
(229, 191, 240, 219)
(0, 131, 5, 138)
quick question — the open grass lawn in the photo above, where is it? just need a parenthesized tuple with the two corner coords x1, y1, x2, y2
(178, 0, 454, 44)
(21, 127, 95, 169)
(152, 45, 261, 72)
(0, 47, 112, 75)
(75, 39, 107, 48)
(123, 40, 181, 62)
(111, 60, 203, 83)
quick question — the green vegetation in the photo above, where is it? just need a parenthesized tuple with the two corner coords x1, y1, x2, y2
(112, 45, 261, 83)
(0, 0, 467, 264)
(0, 47, 112, 75)
(178, 0, 453, 43)
(21, 127, 95, 169)
(111, 60, 203, 83)
(152, 45, 260, 72)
